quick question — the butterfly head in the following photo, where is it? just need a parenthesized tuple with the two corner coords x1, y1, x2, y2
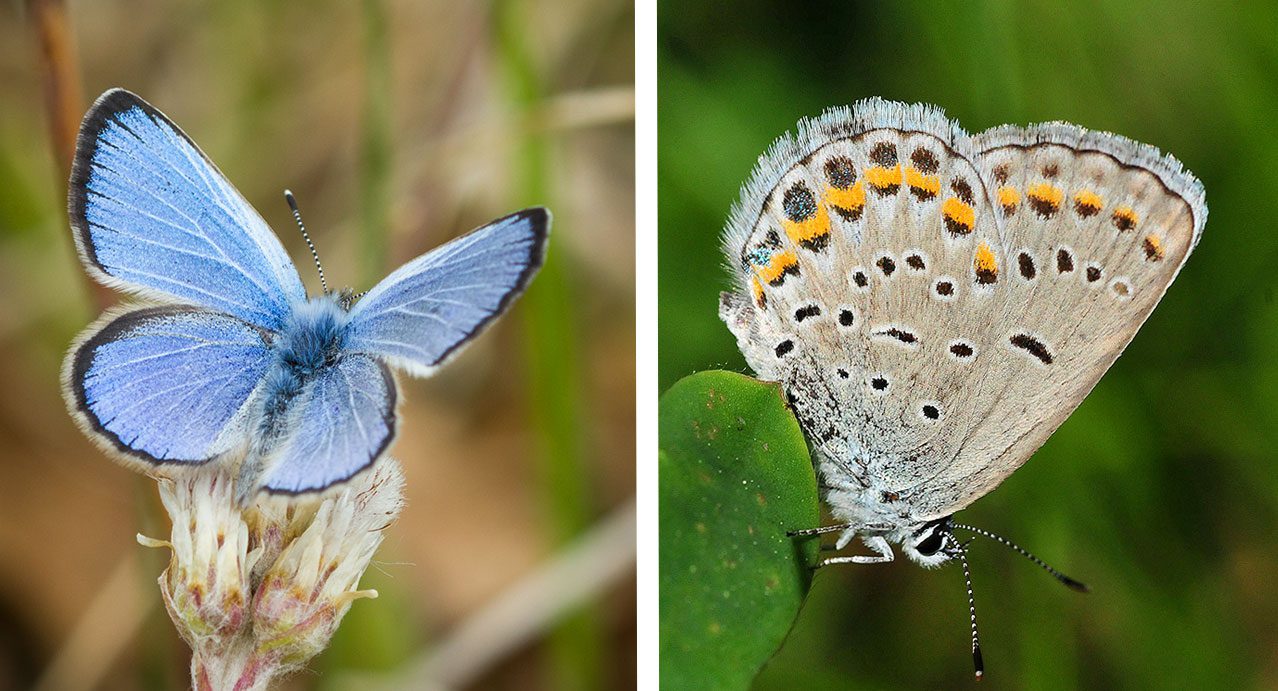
(898, 516, 962, 568)
(336, 287, 367, 311)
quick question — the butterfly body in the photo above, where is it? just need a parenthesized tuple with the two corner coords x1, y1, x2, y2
(63, 89, 548, 500)
(720, 99, 1204, 566)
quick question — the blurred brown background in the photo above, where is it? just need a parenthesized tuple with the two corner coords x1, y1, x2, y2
(0, 1, 634, 689)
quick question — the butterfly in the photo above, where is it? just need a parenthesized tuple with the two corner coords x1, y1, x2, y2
(62, 89, 549, 502)
(719, 98, 1205, 676)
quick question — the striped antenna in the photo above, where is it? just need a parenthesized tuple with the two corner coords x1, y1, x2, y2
(284, 190, 328, 295)
(957, 542, 984, 681)
(952, 522, 1090, 592)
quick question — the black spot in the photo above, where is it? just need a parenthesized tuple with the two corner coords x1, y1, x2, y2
(794, 305, 820, 322)
(871, 376, 889, 391)
(1087, 266, 1102, 282)
(877, 256, 896, 276)
(775, 339, 794, 357)
(870, 141, 898, 166)
(1057, 248, 1075, 273)
(950, 342, 974, 358)
(911, 147, 939, 174)
(783, 182, 818, 222)
(853, 271, 869, 288)
(992, 163, 1010, 184)
(874, 328, 918, 345)
(824, 156, 856, 190)
(951, 178, 974, 204)
(1043, 162, 1060, 178)
(935, 280, 954, 297)
(906, 254, 926, 270)
(1018, 252, 1036, 279)
(763, 229, 782, 247)
(1113, 210, 1137, 231)
(1010, 333, 1053, 364)
(837, 368, 849, 379)
(838, 309, 855, 326)
(922, 404, 940, 420)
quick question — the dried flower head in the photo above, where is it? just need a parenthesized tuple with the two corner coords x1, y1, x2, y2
(139, 459, 404, 690)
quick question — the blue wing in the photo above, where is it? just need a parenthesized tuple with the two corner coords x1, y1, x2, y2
(344, 208, 549, 376)
(69, 89, 306, 329)
(65, 306, 273, 466)
(258, 354, 396, 495)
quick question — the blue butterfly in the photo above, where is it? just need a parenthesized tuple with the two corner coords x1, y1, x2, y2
(61, 89, 549, 501)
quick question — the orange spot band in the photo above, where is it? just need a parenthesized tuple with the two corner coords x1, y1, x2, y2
(905, 167, 940, 195)
(942, 197, 975, 229)
(975, 242, 998, 283)
(823, 182, 865, 212)
(865, 164, 902, 189)
(756, 250, 798, 284)
(1074, 189, 1103, 209)
(1027, 182, 1063, 205)
(783, 203, 831, 247)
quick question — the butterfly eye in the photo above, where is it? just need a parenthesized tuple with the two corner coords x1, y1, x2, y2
(915, 530, 945, 556)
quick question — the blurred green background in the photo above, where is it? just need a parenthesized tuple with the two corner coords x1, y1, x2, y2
(660, 1, 1278, 689)
(0, 1, 633, 689)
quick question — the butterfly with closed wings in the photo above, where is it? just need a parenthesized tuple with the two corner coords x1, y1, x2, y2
(62, 89, 549, 503)
(720, 98, 1205, 678)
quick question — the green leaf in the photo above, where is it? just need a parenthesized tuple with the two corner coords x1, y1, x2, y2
(659, 370, 820, 690)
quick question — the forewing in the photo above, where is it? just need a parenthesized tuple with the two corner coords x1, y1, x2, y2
(345, 208, 549, 376)
(69, 89, 306, 329)
(258, 354, 396, 495)
(64, 306, 273, 467)
(721, 99, 1204, 520)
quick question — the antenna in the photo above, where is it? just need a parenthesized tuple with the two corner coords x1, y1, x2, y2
(952, 522, 1090, 593)
(957, 542, 984, 681)
(284, 190, 328, 295)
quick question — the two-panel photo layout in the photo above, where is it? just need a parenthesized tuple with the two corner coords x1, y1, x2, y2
(0, 1, 1273, 690)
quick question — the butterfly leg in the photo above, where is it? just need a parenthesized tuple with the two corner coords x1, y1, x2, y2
(817, 535, 895, 567)
(787, 524, 854, 538)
